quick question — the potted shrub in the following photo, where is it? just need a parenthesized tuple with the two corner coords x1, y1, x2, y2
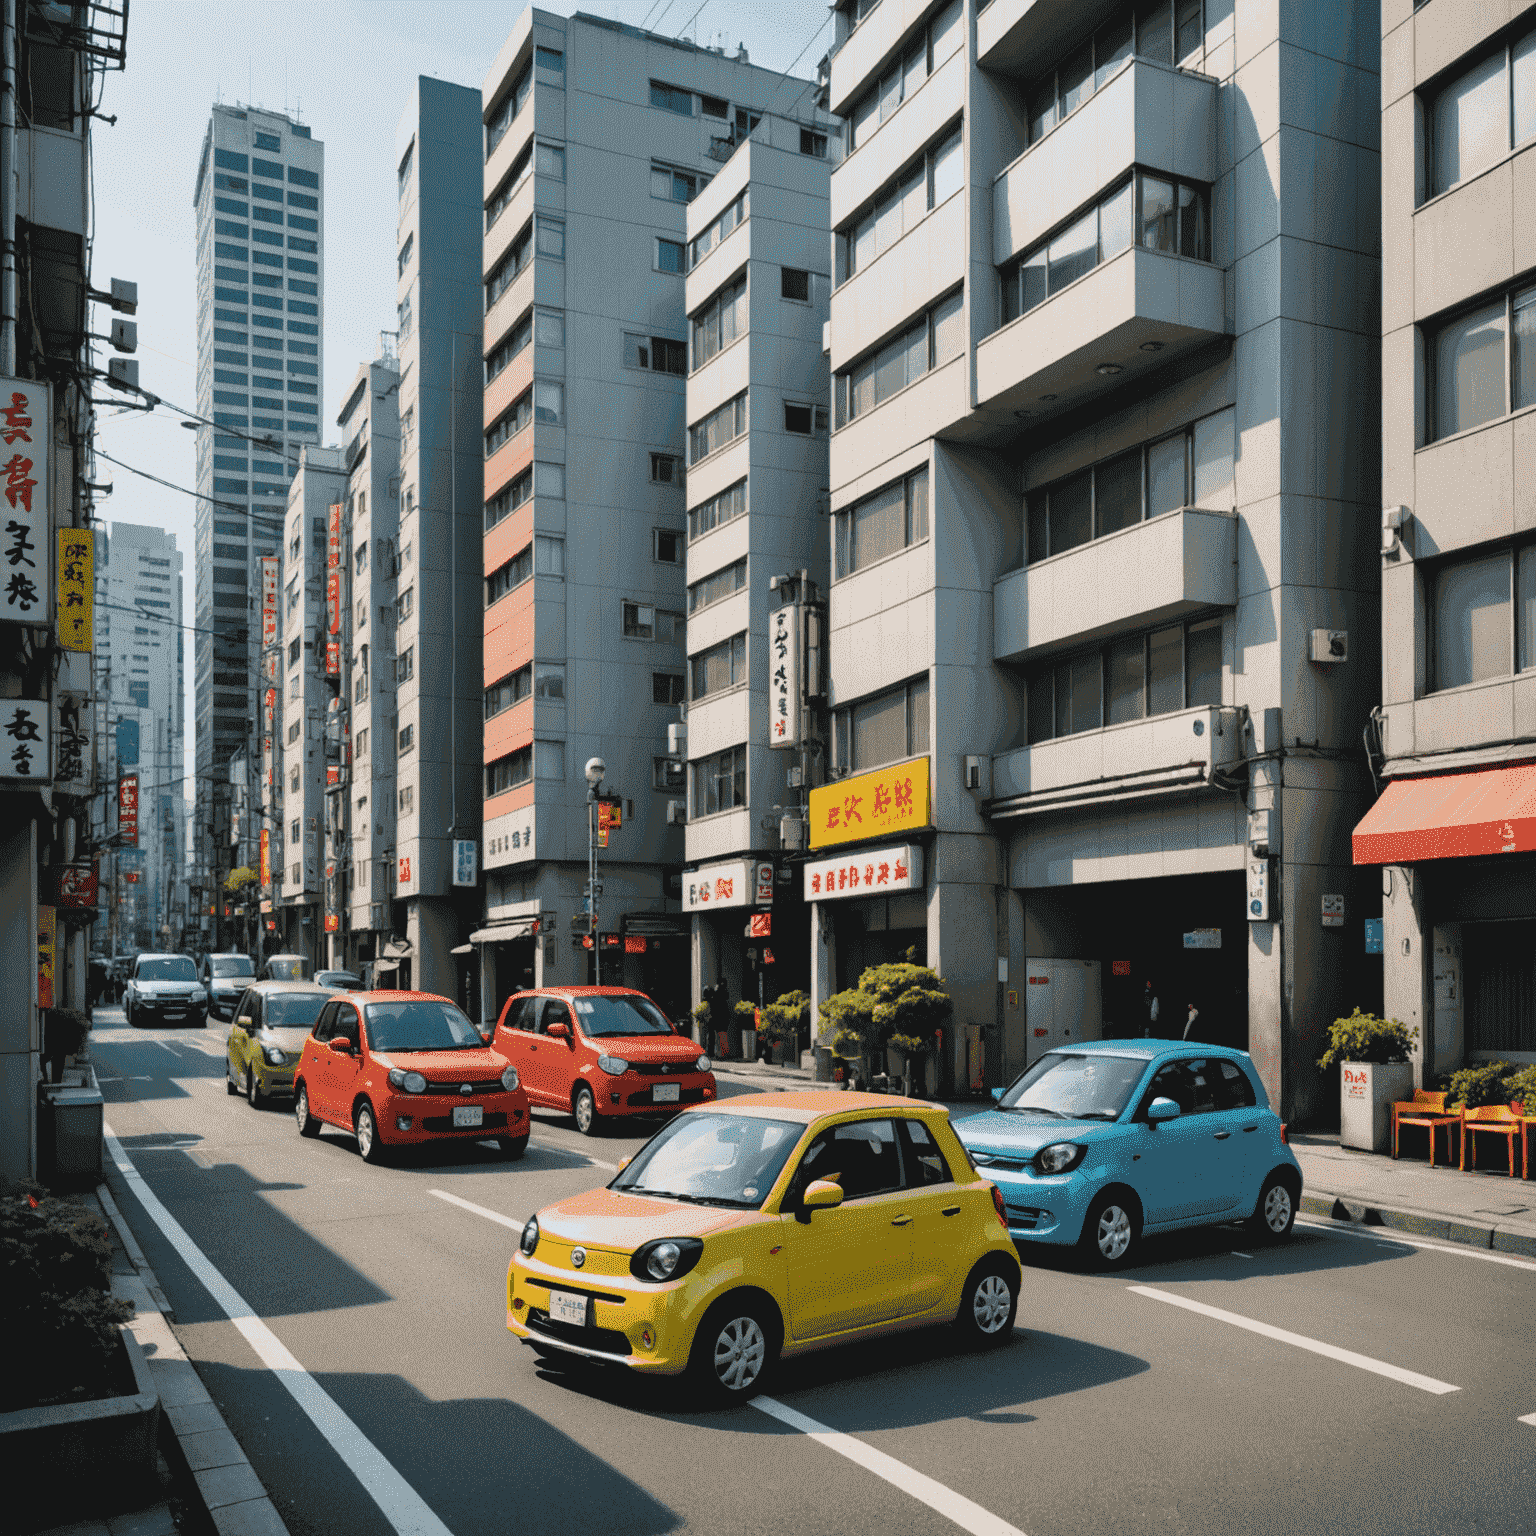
(733, 999, 759, 1060)
(1502, 1064, 1536, 1117)
(760, 990, 810, 1066)
(1317, 1008, 1418, 1151)
(690, 1000, 712, 1054)
(819, 985, 876, 1086)
(1445, 1060, 1512, 1111)
(866, 963, 953, 1099)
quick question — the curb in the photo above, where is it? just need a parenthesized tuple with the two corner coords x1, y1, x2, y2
(1298, 1189, 1536, 1258)
(97, 1183, 293, 1536)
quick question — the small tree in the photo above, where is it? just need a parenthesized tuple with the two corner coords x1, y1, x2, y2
(1316, 1008, 1417, 1070)
(760, 990, 810, 1047)
(864, 963, 953, 1057)
(819, 986, 876, 1061)
(225, 865, 257, 893)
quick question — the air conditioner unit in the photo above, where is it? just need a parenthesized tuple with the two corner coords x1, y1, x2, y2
(1310, 629, 1348, 663)
(666, 800, 686, 825)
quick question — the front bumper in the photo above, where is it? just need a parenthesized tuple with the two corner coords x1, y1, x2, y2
(381, 1092, 529, 1145)
(133, 996, 204, 1022)
(596, 1071, 717, 1117)
(984, 1167, 1094, 1246)
(255, 1064, 298, 1097)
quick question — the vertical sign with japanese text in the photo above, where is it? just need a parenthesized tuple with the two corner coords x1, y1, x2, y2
(259, 826, 270, 888)
(768, 604, 800, 749)
(0, 379, 48, 624)
(326, 503, 343, 652)
(53, 689, 91, 793)
(118, 772, 139, 846)
(261, 556, 279, 648)
(37, 906, 55, 1009)
(1, 699, 49, 781)
(56, 528, 93, 651)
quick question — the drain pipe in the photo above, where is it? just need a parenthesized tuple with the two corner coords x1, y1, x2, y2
(1, 0, 16, 374)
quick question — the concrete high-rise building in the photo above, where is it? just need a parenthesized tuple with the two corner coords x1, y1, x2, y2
(94, 523, 185, 950)
(475, 9, 828, 1023)
(681, 118, 833, 1021)
(191, 105, 324, 941)
(817, 0, 1381, 1116)
(1361, 2, 1536, 1082)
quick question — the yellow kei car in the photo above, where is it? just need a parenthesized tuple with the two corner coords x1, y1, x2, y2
(225, 981, 334, 1107)
(507, 1092, 1021, 1402)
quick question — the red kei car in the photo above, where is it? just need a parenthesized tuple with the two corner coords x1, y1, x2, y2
(292, 990, 531, 1163)
(491, 986, 715, 1135)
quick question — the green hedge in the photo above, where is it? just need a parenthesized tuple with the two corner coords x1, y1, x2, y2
(1316, 1008, 1417, 1070)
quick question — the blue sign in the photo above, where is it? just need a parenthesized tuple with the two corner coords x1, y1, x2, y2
(116, 716, 139, 767)
(1363, 918, 1383, 955)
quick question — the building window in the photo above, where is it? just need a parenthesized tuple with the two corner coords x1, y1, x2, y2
(1026, 616, 1224, 743)
(835, 466, 929, 578)
(399, 785, 414, 813)
(653, 529, 683, 563)
(534, 380, 563, 423)
(688, 478, 747, 540)
(398, 722, 414, 753)
(355, 728, 368, 758)
(397, 141, 413, 195)
(655, 237, 686, 274)
(689, 557, 747, 613)
(486, 666, 532, 718)
(837, 122, 963, 284)
(1430, 542, 1536, 692)
(536, 141, 565, 180)
(688, 190, 747, 269)
(691, 272, 748, 366)
(655, 754, 686, 791)
(622, 602, 682, 642)
(688, 391, 748, 463)
(832, 675, 930, 773)
(485, 465, 533, 530)
(781, 267, 811, 302)
(1428, 283, 1536, 441)
(847, 0, 963, 151)
(800, 127, 828, 158)
(486, 746, 532, 795)
(1025, 406, 1235, 562)
(486, 60, 532, 159)
(1000, 170, 1210, 324)
(1428, 24, 1536, 198)
(835, 290, 963, 425)
(288, 636, 301, 665)
(396, 586, 414, 622)
(486, 311, 532, 382)
(624, 333, 688, 374)
(535, 663, 565, 701)
(652, 672, 686, 705)
(783, 401, 828, 435)
(485, 387, 535, 454)
(288, 720, 301, 744)
(485, 220, 534, 310)
(690, 744, 746, 816)
(650, 80, 694, 116)
(651, 161, 707, 202)
(650, 452, 684, 485)
(397, 233, 413, 277)
(535, 45, 564, 75)
(691, 633, 747, 700)
(397, 646, 415, 683)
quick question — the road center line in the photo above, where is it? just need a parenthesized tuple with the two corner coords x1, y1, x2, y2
(753, 1396, 1027, 1536)
(1297, 1219, 1536, 1273)
(1129, 1285, 1460, 1394)
(104, 1125, 456, 1536)
(1521, 1412, 1536, 1428)
(430, 1189, 525, 1230)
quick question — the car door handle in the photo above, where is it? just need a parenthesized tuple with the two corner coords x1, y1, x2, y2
(890, 1215, 912, 1227)
(941, 1205, 961, 1216)
(1213, 1130, 1232, 1140)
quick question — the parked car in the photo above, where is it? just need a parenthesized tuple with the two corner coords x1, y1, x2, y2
(507, 1094, 1021, 1402)
(315, 969, 365, 991)
(202, 952, 256, 1021)
(225, 982, 335, 1107)
(292, 990, 530, 1162)
(953, 1041, 1303, 1269)
(491, 986, 716, 1136)
(260, 953, 309, 981)
(125, 953, 207, 1029)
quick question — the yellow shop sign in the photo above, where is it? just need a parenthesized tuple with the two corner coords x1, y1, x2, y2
(808, 755, 931, 850)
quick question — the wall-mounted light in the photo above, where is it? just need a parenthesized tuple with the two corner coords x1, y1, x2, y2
(1381, 504, 1409, 557)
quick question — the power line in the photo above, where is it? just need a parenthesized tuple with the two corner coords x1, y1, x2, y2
(95, 596, 252, 645)
(95, 450, 288, 531)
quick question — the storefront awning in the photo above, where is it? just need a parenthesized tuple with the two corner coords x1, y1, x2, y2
(381, 938, 413, 958)
(468, 919, 538, 944)
(1352, 763, 1536, 865)
(449, 944, 474, 956)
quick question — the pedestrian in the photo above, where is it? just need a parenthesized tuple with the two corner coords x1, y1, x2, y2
(1182, 1003, 1200, 1040)
(1143, 982, 1160, 1037)
(709, 977, 731, 1059)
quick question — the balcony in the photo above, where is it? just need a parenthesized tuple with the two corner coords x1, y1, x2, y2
(994, 58, 1217, 268)
(989, 705, 1245, 820)
(978, 0, 1124, 78)
(994, 505, 1237, 664)
(975, 245, 1226, 425)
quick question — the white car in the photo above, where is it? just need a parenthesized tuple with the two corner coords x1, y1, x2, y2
(126, 953, 207, 1028)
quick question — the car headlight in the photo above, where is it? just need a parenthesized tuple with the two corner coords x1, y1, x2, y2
(520, 1215, 539, 1256)
(694, 1054, 710, 1074)
(1034, 1142, 1087, 1175)
(629, 1236, 704, 1282)
(263, 1046, 287, 1066)
(500, 1064, 520, 1092)
(387, 1068, 427, 1094)
(597, 1054, 628, 1076)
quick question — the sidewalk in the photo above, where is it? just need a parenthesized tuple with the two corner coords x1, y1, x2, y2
(712, 1059, 1536, 1256)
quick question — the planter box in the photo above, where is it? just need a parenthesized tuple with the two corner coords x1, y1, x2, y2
(0, 1328, 161, 1531)
(1340, 1060, 1415, 1152)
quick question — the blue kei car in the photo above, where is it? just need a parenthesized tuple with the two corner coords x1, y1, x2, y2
(954, 1040, 1303, 1269)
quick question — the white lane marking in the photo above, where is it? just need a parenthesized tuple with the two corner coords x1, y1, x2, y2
(430, 1189, 525, 1231)
(1130, 1285, 1460, 1395)
(1230, 1251, 1254, 1259)
(753, 1396, 1027, 1536)
(1520, 1412, 1536, 1428)
(104, 1125, 456, 1536)
(1298, 1218, 1536, 1273)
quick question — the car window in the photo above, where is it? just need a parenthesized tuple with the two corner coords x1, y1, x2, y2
(266, 991, 333, 1029)
(897, 1118, 953, 1186)
(1142, 1061, 1199, 1115)
(791, 1119, 905, 1204)
(502, 997, 538, 1032)
(239, 991, 260, 1028)
(1181, 1059, 1223, 1114)
(540, 999, 571, 1036)
(312, 1002, 338, 1042)
(136, 956, 197, 982)
(1212, 1058, 1258, 1110)
(335, 1003, 361, 1045)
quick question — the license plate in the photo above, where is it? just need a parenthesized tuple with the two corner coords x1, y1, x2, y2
(653, 1082, 680, 1104)
(452, 1105, 484, 1127)
(548, 1289, 589, 1327)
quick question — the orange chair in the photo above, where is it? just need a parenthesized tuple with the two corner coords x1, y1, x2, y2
(1460, 1105, 1520, 1176)
(1517, 1108, 1536, 1181)
(1391, 1090, 1461, 1166)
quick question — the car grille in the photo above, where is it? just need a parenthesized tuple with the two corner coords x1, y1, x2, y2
(629, 1061, 699, 1076)
(420, 1078, 506, 1095)
(974, 1154, 1031, 1173)
(526, 1310, 631, 1359)
(625, 1086, 707, 1108)
(1005, 1205, 1050, 1230)
(421, 1110, 512, 1132)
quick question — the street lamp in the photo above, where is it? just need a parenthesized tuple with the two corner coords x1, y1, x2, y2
(585, 756, 605, 985)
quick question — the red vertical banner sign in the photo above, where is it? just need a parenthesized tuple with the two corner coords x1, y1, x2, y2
(259, 826, 270, 887)
(261, 556, 279, 648)
(37, 905, 55, 1008)
(326, 503, 342, 674)
(117, 772, 139, 846)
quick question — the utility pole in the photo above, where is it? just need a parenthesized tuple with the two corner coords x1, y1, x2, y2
(584, 756, 605, 985)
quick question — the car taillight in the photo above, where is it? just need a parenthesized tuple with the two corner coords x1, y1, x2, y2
(990, 1183, 1007, 1227)
(1279, 1122, 1288, 1144)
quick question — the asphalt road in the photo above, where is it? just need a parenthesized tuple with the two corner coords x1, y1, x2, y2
(91, 1007, 1536, 1536)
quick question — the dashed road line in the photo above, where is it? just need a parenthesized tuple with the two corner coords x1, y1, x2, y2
(1130, 1285, 1460, 1394)
(430, 1188, 525, 1230)
(1519, 1412, 1536, 1428)
(1298, 1218, 1536, 1273)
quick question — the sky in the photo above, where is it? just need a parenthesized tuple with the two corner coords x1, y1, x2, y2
(89, 0, 835, 796)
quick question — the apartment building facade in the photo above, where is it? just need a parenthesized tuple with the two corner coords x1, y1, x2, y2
(191, 105, 324, 929)
(819, 0, 1382, 1117)
(682, 123, 833, 1016)
(475, 10, 826, 1024)
(1358, 0, 1536, 1080)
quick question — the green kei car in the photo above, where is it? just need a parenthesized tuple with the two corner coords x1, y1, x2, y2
(226, 982, 335, 1107)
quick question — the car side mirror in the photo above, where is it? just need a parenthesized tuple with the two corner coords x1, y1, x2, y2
(990, 1087, 1003, 1102)
(1147, 1097, 1181, 1124)
(545, 1022, 568, 1040)
(236, 1016, 254, 1030)
(329, 1036, 355, 1055)
(800, 1179, 844, 1220)
(480, 1031, 491, 1045)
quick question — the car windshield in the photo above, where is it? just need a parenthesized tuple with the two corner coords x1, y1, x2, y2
(138, 957, 196, 982)
(212, 957, 254, 978)
(264, 992, 332, 1029)
(365, 1000, 483, 1052)
(572, 994, 676, 1038)
(265, 957, 306, 979)
(996, 1052, 1148, 1121)
(612, 1113, 804, 1208)
(317, 971, 362, 989)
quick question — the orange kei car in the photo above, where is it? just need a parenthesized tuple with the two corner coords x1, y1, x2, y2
(491, 987, 715, 1135)
(292, 990, 530, 1162)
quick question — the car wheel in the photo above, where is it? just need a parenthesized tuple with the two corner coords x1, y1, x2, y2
(498, 1135, 529, 1160)
(1248, 1170, 1298, 1242)
(355, 1102, 388, 1164)
(573, 1085, 599, 1137)
(226, 1062, 240, 1096)
(953, 1259, 1019, 1348)
(688, 1296, 778, 1405)
(246, 1067, 264, 1109)
(1080, 1191, 1141, 1269)
(295, 1083, 322, 1138)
